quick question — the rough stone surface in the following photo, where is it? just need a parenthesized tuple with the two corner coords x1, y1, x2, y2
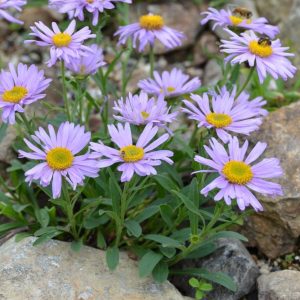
(0, 124, 17, 164)
(258, 270, 300, 300)
(19, 6, 63, 29)
(171, 238, 259, 300)
(0, 237, 191, 300)
(280, 0, 300, 71)
(203, 59, 223, 86)
(130, 2, 204, 54)
(242, 101, 300, 258)
(193, 32, 219, 66)
(254, 0, 294, 24)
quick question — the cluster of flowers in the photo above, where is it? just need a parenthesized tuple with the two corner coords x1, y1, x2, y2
(0, 1, 294, 212)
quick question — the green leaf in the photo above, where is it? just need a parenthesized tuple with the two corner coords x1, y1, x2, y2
(33, 231, 62, 246)
(83, 215, 103, 229)
(139, 251, 163, 278)
(96, 229, 106, 249)
(34, 226, 58, 236)
(0, 122, 8, 143)
(152, 261, 169, 283)
(0, 222, 26, 235)
(199, 282, 213, 292)
(159, 246, 176, 259)
(134, 206, 159, 223)
(14, 232, 31, 242)
(171, 190, 204, 220)
(109, 175, 121, 214)
(106, 247, 119, 271)
(144, 234, 182, 248)
(187, 242, 217, 259)
(71, 240, 82, 252)
(160, 205, 173, 228)
(125, 220, 142, 237)
(12, 204, 30, 213)
(189, 277, 200, 288)
(207, 231, 248, 242)
(195, 290, 204, 300)
(35, 208, 50, 228)
(173, 268, 237, 292)
(154, 174, 179, 192)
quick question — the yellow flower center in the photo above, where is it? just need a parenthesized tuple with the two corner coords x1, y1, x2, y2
(86, 0, 94, 3)
(120, 145, 144, 162)
(222, 160, 253, 185)
(141, 111, 150, 119)
(2, 86, 28, 103)
(139, 15, 164, 30)
(206, 112, 232, 128)
(52, 33, 72, 48)
(167, 86, 176, 93)
(249, 40, 273, 58)
(46, 147, 74, 170)
(229, 15, 251, 26)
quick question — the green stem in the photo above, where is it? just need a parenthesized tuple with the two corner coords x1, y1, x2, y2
(115, 181, 131, 246)
(61, 61, 71, 121)
(149, 46, 155, 78)
(62, 182, 79, 240)
(236, 68, 255, 98)
(19, 113, 33, 135)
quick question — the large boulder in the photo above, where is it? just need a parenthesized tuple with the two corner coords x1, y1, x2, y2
(0, 237, 190, 300)
(171, 238, 259, 300)
(242, 101, 300, 258)
(258, 270, 300, 299)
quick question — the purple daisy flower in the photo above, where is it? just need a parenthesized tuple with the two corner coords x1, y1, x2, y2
(138, 68, 201, 98)
(220, 30, 296, 83)
(90, 123, 173, 182)
(115, 13, 185, 52)
(113, 92, 177, 127)
(210, 85, 268, 117)
(19, 122, 100, 199)
(201, 7, 279, 38)
(0, 0, 26, 25)
(49, 0, 132, 26)
(65, 44, 106, 76)
(182, 90, 263, 143)
(194, 136, 283, 211)
(25, 20, 96, 67)
(0, 63, 51, 124)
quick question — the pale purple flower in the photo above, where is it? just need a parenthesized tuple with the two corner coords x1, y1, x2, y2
(19, 122, 100, 199)
(65, 44, 106, 76)
(0, 63, 51, 124)
(49, 0, 132, 26)
(194, 136, 283, 211)
(138, 68, 201, 98)
(115, 13, 185, 52)
(201, 7, 279, 38)
(90, 123, 173, 182)
(210, 85, 268, 117)
(182, 90, 263, 143)
(0, 0, 26, 25)
(25, 20, 96, 67)
(113, 92, 177, 127)
(220, 30, 296, 83)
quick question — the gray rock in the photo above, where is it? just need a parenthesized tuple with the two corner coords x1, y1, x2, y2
(254, 0, 294, 24)
(203, 59, 223, 86)
(0, 237, 190, 300)
(258, 270, 300, 299)
(280, 1, 300, 71)
(242, 101, 300, 258)
(0, 124, 16, 164)
(171, 238, 259, 300)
